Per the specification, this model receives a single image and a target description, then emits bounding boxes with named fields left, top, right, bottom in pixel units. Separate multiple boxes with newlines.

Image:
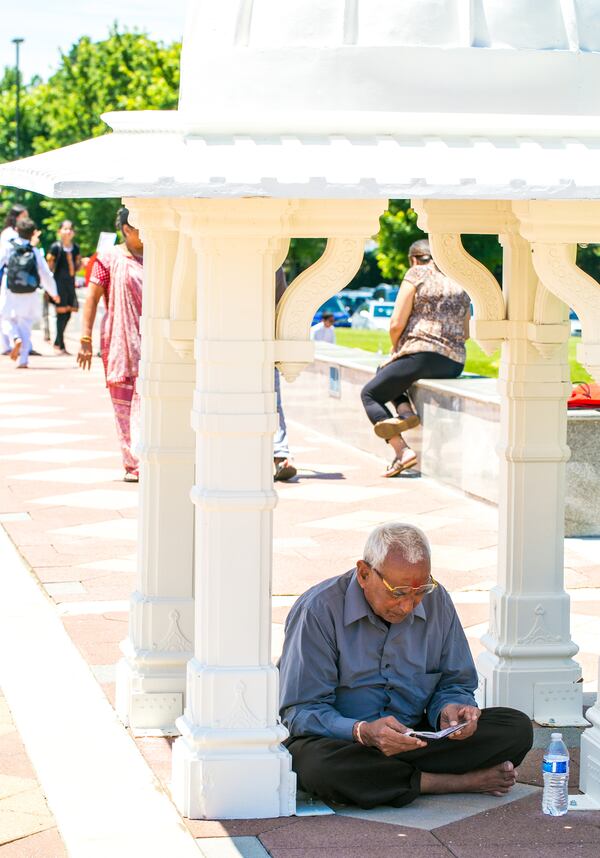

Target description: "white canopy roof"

left=2, top=111, right=600, bottom=200
left=3, top=0, right=600, bottom=200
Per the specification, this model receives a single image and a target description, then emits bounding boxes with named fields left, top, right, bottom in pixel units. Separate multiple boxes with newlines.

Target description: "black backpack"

left=6, top=241, right=40, bottom=293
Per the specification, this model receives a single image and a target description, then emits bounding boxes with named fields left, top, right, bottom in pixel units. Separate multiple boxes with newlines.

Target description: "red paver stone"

left=184, top=817, right=300, bottom=838
left=0, top=827, right=67, bottom=857
left=259, top=815, right=441, bottom=850
left=434, top=792, right=600, bottom=848
left=0, top=733, right=36, bottom=780
left=263, top=847, right=453, bottom=858
left=451, top=848, right=600, bottom=858
left=61, top=615, right=127, bottom=665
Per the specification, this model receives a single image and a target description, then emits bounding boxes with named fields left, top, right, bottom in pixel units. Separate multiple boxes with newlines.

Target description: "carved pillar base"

left=172, top=662, right=294, bottom=819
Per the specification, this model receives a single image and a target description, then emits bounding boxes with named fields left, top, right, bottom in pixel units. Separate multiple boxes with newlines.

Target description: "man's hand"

left=439, top=703, right=480, bottom=740
left=77, top=340, right=93, bottom=370
left=361, top=716, right=427, bottom=756
left=52, top=295, right=61, bottom=304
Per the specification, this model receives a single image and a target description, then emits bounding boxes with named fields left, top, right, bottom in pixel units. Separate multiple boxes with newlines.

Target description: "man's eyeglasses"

left=365, top=563, right=438, bottom=600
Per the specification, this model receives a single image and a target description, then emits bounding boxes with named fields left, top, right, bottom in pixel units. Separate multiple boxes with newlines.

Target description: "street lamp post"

left=12, top=38, right=24, bottom=159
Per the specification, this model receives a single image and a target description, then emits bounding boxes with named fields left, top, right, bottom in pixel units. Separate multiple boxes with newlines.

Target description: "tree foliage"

left=0, top=26, right=180, bottom=253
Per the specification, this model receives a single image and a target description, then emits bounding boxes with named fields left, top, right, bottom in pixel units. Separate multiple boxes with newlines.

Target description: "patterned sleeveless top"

left=393, top=262, right=470, bottom=365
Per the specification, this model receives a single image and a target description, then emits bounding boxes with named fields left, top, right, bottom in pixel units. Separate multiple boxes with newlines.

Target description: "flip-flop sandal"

left=374, top=414, right=420, bottom=439
left=274, top=459, right=297, bottom=482
left=383, top=455, right=418, bottom=478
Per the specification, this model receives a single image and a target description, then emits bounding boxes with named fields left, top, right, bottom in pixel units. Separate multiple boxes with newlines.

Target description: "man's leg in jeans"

left=286, top=708, right=533, bottom=809
left=273, top=368, right=296, bottom=481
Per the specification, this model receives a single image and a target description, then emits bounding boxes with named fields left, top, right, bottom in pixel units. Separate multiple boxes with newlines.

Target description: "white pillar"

left=116, top=200, right=196, bottom=734
left=477, top=231, right=585, bottom=723
left=171, top=200, right=296, bottom=819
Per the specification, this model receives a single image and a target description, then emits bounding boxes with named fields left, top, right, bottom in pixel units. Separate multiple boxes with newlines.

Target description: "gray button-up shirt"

left=279, top=569, right=478, bottom=742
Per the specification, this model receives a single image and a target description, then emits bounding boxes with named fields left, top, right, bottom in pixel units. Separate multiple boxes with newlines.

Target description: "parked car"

left=339, top=288, right=375, bottom=315
left=350, top=300, right=395, bottom=330
left=372, top=283, right=399, bottom=302
left=312, top=295, right=351, bottom=327
left=570, top=309, right=582, bottom=336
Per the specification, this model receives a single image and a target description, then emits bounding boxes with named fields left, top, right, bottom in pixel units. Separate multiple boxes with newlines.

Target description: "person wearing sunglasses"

left=279, top=522, right=533, bottom=809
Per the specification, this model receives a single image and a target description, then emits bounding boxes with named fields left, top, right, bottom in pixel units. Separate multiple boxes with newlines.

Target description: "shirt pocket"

left=412, top=671, right=442, bottom=710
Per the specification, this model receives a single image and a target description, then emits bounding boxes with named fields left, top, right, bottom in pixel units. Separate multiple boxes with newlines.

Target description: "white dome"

left=179, top=0, right=600, bottom=123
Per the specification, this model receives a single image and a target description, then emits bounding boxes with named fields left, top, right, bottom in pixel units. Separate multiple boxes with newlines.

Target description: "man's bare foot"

left=421, top=761, right=517, bottom=797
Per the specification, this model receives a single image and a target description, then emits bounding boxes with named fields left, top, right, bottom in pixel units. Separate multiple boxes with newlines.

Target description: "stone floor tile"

left=194, top=835, right=271, bottom=856
left=262, top=848, right=453, bottom=858
left=32, top=488, right=139, bottom=510
left=0, top=775, right=36, bottom=801
left=1, top=786, right=56, bottom=818
left=434, top=792, right=600, bottom=846
left=0, top=826, right=67, bottom=857
left=0, top=808, right=56, bottom=846
left=258, top=815, right=439, bottom=849
left=184, top=817, right=298, bottom=839
left=449, top=847, right=600, bottom=858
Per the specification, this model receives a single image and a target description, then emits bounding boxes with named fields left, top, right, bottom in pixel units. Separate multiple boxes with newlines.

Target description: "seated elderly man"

left=279, top=522, right=533, bottom=809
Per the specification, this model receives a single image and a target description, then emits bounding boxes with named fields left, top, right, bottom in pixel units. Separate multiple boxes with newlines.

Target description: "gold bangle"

left=80, top=336, right=92, bottom=343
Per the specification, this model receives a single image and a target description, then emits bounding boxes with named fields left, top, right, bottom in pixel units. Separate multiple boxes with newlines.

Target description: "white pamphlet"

left=405, top=721, right=469, bottom=740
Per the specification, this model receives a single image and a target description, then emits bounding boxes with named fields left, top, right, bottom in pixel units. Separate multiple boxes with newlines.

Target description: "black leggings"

left=361, top=351, right=463, bottom=425
left=55, top=312, right=71, bottom=349
left=285, top=707, right=533, bottom=809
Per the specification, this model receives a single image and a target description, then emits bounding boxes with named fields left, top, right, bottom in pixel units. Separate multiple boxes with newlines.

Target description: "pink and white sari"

left=90, top=245, right=143, bottom=475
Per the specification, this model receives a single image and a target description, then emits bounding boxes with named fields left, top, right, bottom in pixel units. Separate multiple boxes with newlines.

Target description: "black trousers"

left=285, top=707, right=533, bottom=809
left=361, top=351, right=463, bottom=426
left=55, top=312, right=71, bottom=349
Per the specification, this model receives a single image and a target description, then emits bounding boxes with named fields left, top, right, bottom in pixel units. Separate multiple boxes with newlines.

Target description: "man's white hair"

left=363, top=522, right=430, bottom=569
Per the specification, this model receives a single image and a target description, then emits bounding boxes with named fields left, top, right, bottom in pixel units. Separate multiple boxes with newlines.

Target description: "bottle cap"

left=550, top=732, right=563, bottom=740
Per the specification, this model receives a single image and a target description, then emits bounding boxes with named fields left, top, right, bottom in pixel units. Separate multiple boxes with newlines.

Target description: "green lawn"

left=334, top=329, right=591, bottom=383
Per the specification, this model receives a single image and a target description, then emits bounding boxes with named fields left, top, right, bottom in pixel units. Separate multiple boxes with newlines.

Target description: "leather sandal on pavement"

left=374, top=413, right=420, bottom=439
left=382, top=453, right=418, bottom=478
left=274, top=457, right=297, bottom=482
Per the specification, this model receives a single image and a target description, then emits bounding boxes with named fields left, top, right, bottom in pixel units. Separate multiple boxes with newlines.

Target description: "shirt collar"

left=344, top=569, right=428, bottom=628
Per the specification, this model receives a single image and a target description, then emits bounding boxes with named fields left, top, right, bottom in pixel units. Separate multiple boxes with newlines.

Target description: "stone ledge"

left=283, top=343, right=600, bottom=537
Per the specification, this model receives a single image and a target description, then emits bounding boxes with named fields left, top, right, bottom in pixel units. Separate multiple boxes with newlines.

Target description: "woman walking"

left=361, top=239, right=471, bottom=477
left=46, top=220, right=81, bottom=353
left=77, top=207, right=143, bottom=482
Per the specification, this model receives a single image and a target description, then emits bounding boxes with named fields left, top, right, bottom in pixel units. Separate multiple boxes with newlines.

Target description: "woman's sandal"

left=374, top=414, right=420, bottom=439
left=383, top=455, right=418, bottom=478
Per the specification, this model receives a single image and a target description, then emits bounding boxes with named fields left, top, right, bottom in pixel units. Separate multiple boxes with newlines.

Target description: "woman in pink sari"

left=77, top=208, right=143, bottom=482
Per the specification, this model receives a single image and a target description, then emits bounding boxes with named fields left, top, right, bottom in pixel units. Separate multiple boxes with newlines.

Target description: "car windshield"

left=321, top=297, right=345, bottom=313
left=373, top=305, right=393, bottom=318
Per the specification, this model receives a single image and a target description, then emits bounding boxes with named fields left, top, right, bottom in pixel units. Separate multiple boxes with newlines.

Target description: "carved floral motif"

left=154, top=610, right=192, bottom=653
left=517, top=605, right=562, bottom=646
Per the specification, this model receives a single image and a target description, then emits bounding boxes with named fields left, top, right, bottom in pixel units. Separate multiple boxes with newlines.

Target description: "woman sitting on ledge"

left=361, top=239, right=471, bottom=477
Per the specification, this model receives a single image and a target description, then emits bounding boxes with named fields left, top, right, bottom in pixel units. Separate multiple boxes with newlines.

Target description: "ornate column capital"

left=122, top=197, right=179, bottom=234
left=513, top=200, right=600, bottom=379
left=275, top=199, right=385, bottom=380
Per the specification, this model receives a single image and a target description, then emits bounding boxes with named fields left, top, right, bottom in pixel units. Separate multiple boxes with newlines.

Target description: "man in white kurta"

left=0, top=219, right=59, bottom=368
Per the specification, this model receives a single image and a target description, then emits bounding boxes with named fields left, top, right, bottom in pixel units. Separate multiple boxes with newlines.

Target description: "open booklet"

left=405, top=721, right=469, bottom=740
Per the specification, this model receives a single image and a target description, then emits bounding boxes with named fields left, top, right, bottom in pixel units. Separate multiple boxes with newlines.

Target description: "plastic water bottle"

left=542, top=732, right=569, bottom=816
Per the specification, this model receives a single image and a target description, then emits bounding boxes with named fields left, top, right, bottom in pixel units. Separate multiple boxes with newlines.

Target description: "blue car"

left=312, top=296, right=351, bottom=327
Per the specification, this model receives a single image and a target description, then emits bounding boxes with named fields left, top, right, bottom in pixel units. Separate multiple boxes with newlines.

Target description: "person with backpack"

left=46, top=220, right=81, bottom=354
left=0, top=203, right=29, bottom=354
left=0, top=217, right=59, bottom=368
